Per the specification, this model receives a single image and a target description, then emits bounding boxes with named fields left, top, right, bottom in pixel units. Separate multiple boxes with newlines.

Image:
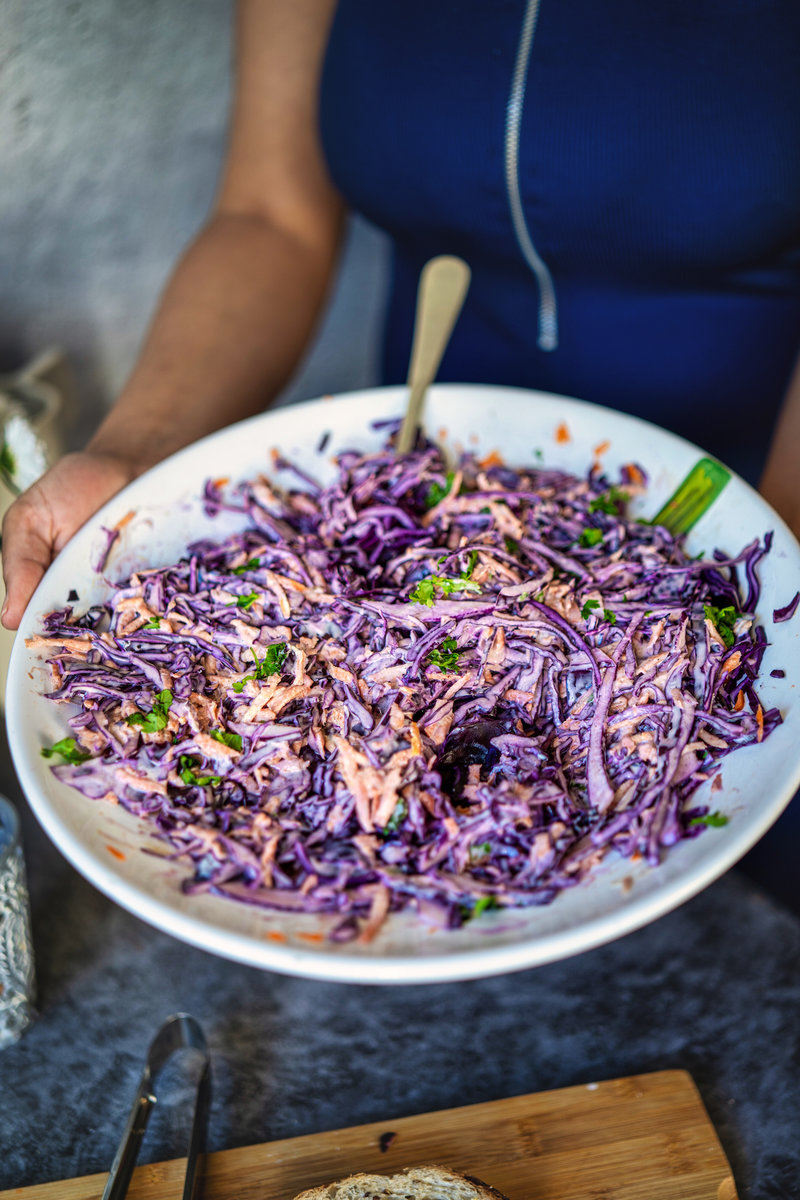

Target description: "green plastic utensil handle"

left=650, top=457, right=731, bottom=535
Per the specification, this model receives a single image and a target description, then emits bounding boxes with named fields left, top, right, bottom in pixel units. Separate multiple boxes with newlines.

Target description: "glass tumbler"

left=0, top=794, right=36, bottom=1047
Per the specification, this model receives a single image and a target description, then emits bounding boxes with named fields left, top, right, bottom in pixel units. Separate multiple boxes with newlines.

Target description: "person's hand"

left=1, top=451, right=139, bottom=630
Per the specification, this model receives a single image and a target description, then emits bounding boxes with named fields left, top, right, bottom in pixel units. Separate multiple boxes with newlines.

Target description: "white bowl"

left=7, top=385, right=800, bottom=983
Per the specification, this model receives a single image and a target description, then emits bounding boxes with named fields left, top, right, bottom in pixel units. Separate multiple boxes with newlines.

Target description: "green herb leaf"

left=578, top=528, right=604, bottom=548
left=472, top=895, right=498, bottom=918
left=426, top=471, right=455, bottom=509
left=689, top=811, right=729, bottom=828
left=409, top=574, right=481, bottom=606
left=581, top=598, right=600, bottom=621
left=589, top=486, right=626, bottom=516
left=233, top=643, right=288, bottom=691
left=141, top=617, right=162, bottom=630
left=604, top=609, right=617, bottom=625
left=462, top=549, right=479, bottom=579
left=703, top=604, right=737, bottom=649
left=210, top=729, right=242, bottom=752
left=236, top=592, right=260, bottom=610
left=126, top=688, right=173, bottom=733
left=178, top=755, right=221, bottom=788
left=260, top=642, right=288, bottom=676
left=427, top=635, right=463, bottom=672
left=41, top=736, right=90, bottom=765
left=233, top=557, right=261, bottom=576
left=409, top=578, right=437, bottom=606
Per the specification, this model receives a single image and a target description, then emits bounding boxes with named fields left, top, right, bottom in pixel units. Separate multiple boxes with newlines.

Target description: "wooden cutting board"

left=4, top=1069, right=737, bottom=1200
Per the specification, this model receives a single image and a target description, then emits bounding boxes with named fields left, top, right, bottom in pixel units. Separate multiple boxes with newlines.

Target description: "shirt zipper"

left=504, top=0, right=559, bottom=351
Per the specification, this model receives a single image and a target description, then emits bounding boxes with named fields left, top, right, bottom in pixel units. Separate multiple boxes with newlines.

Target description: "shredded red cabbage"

left=773, top=590, right=800, bottom=624
left=30, top=439, right=781, bottom=942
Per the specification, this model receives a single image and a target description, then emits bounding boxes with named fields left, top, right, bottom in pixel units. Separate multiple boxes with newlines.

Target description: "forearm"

left=760, top=351, right=800, bottom=536
left=88, top=206, right=344, bottom=472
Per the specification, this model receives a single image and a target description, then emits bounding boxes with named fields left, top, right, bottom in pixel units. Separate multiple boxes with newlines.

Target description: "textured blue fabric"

left=320, top=0, right=800, bottom=482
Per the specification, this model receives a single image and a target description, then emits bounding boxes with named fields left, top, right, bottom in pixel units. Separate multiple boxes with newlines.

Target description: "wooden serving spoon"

left=396, top=255, right=471, bottom=455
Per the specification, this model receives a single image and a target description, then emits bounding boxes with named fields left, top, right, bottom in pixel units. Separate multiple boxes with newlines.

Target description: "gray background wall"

left=0, top=0, right=389, bottom=445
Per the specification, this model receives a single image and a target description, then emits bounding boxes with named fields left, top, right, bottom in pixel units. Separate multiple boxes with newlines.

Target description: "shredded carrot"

left=479, top=449, right=504, bottom=469
left=438, top=427, right=449, bottom=442
left=211, top=477, right=230, bottom=490
left=630, top=851, right=642, bottom=863
left=105, top=845, right=125, bottom=861
left=734, top=691, right=745, bottom=711
left=266, top=930, right=287, bottom=943
left=721, top=651, right=742, bottom=676
left=756, top=704, right=764, bottom=742
left=555, top=422, right=571, bottom=444
left=269, top=447, right=281, bottom=466
left=593, top=440, right=611, bottom=457
left=625, top=463, right=645, bottom=485
left=113, top=510, right=136, bottom=533
left=297, top=932, right=325, bottom=944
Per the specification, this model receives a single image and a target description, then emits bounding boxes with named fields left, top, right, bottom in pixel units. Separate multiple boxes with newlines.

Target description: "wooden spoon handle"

left=396, top=256, right=471, bottom=455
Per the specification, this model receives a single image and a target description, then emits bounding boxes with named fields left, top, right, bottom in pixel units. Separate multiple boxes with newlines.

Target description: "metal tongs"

left=102, top=1013, right=211, bottom=1200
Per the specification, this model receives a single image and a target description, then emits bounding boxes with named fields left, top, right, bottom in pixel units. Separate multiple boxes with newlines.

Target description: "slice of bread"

left=292, top=1165, right=509, bottom=1200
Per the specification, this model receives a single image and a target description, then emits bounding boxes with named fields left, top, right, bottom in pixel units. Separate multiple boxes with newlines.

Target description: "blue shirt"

left=320, top=0, right=800, bottom=480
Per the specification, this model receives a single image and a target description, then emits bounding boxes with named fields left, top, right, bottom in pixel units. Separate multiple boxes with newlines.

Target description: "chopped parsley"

left=689, top=811, right=729, bottom=828
left=582, top=599, right=616, bottom=624
left=235, top=592, right=260, bottom=610
left=178, top=755, right=221, bottom=788
left=426, top=636, right=463, bottom=672
left=578, top=528, right=604, bottom=548
left=41, top=737, right=90, bottom=765
left=426, top=471, right=455, bottom=508
left=409, top=574, right=481, bottom=606
left=504, top=536, right=520, bottom=555
left=260, top=642, right=289, bottom=675
left=463, top=549, right=479, bottom=578
left=141, top=617, right=162, bottom=630
left=589, top=486, right=626, bottom=516
left=126, top=688, right=173, bottom=733
left=232, top=643, right=288, bottom=692
left=703, top=604, right=738, bottom=649
left=233, top=557, right=261, bottom=576
left=210, top=729, right=242, bottom=752
left=471, top=895, right=498, bottom=918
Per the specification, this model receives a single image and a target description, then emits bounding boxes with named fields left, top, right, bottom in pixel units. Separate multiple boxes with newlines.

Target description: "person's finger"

left=1, top=500, right=55, bottom=630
